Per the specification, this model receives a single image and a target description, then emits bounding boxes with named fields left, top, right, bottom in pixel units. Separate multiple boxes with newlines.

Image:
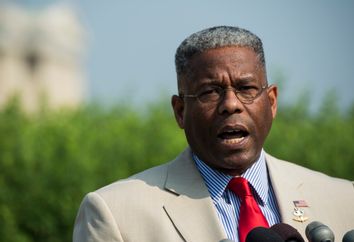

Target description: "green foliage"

left=265, top=93, right=354, bottom=180
left=0, top=96, right=353, bottom=242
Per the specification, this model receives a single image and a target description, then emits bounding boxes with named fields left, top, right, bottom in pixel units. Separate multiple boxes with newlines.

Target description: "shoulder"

left=265, top=152, right=354, bottom=188
left=264, top=152, right=354, bottom=234
left=73, top=162, right=174, bottom=242
left=74, top=149, right=194, bottom=234
left=95, top=147, right=194, bottom=199
left=95, top=160, right=172, bottom=201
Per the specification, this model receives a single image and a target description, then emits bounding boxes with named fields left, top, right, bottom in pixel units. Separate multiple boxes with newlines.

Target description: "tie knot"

left=228, top=177, right=252, bottom=198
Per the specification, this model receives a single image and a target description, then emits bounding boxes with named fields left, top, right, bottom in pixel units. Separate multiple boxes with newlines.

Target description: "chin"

left=217, top=150, right=259, bottom=171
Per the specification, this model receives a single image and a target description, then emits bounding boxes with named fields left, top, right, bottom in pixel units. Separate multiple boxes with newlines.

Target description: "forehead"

left=179, top=46, right=266, bottom=90
left=189, top=46, right=263, bottom=75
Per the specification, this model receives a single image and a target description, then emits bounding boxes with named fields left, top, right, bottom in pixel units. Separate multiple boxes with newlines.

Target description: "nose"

left=217, top=88, right=243, bottom=114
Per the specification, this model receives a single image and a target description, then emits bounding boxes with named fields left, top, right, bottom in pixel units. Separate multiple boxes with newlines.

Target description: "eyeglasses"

left=180, top=84, right=269, bottom=104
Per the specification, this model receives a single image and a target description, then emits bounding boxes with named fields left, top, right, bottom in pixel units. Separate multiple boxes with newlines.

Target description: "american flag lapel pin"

left=292, top=200, right=309, bottom=222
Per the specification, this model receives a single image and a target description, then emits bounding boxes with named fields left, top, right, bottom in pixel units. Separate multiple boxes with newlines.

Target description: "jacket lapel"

left=163, top=148, right=227, bottom=242
left=265, top=153, right=311, bottom=237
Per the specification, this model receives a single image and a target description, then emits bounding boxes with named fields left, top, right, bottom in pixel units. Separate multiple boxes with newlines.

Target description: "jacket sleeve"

left=73, top=192, right=124, bottom=242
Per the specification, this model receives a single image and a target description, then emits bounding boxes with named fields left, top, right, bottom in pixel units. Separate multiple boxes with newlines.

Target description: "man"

left=73, top=26, right=354, bottom=242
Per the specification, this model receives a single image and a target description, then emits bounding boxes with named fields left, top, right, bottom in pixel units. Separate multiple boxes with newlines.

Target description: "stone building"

left=0, top=3, right=86, bottom=112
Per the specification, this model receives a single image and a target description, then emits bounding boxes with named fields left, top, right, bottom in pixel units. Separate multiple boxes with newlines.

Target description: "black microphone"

left=271, top=223, right=305, bottom=242
left=343, top=230, right=354, bottom=242
left=246, top=226, right=284, bottom=242
left=305, top=221, right=335, bottom=242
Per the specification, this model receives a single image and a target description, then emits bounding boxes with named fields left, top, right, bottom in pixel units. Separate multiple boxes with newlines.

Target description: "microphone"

left=343, top=230, right=354, bottom=242
left=246, top=226, right=284, bottom=242
left=271, top=223, right=305, bottom=242
left=219, top=240, right=234, bottom=242
left=305, top=221, right=335, bottom=242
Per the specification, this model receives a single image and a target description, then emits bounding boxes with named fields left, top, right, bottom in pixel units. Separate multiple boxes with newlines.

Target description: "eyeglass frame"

left=179, top=84, right=270, bottom=104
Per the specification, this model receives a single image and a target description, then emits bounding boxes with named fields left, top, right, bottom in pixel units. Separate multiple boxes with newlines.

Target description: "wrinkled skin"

left=172, top=46, right=278, bottom=176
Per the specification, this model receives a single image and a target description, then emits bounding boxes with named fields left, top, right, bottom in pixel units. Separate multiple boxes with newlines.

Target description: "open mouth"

left=217, top=127, right=249, bottom=144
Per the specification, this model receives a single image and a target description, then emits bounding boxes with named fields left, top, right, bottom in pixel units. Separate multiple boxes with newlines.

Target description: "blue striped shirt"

left=193, top=150, right=281, bottom=242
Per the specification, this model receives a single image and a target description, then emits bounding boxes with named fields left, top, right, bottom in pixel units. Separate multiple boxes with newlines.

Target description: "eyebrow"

left=234, top=78, right=258, bottom=85
left=198, top=77, right=258, bottom=87
left=234, top=73, right=257, bottom=82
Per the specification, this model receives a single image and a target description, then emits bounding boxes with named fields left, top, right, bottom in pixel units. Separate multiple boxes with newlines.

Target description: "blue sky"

left=10, top=0, right=354, bottom=111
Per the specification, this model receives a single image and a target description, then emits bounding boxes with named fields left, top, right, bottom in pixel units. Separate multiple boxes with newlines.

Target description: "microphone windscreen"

left=343, top=230, right=354, bottom=242
left=271, top=223, right=304, bottom=242
left=246, top=226, right=284, bottom=242
left=305, top=221, right=335, bottom=242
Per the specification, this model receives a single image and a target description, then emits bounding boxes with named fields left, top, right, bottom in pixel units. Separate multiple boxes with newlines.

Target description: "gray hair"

left=175, top=26, right=265, bottom=83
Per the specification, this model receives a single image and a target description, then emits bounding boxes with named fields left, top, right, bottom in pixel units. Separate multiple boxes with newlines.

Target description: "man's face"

left=172, top=46, right=277, bottom=176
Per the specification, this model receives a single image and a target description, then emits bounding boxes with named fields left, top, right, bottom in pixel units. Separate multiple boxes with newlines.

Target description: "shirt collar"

left=193, top=150, right=269, bottom=205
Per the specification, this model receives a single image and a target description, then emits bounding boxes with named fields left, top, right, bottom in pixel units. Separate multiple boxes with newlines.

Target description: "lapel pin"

left=293, top=200, right=309, bottom=208
left=292, top=200, right=309, bottom=222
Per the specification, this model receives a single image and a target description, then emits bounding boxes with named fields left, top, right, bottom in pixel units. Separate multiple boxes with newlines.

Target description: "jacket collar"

left=163, top=148, right=227, bottom=242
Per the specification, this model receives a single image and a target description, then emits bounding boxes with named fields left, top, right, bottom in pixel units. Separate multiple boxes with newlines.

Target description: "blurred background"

left=0, top=1, right=353, bottom=241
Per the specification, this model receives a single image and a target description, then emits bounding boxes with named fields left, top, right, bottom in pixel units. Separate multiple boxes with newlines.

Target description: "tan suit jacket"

left=73, top=148, right=354, bottom=242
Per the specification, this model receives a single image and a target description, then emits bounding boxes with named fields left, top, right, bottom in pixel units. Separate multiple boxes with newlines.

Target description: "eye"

left=239, top=85, right=257, bottom=91
left=239, top=85, right=259, bottom=93
left=196, top=86, right=223, bottom=102
left=198, top=86, right=222, bottom=96
left=237, top=85, right=260, bottom=98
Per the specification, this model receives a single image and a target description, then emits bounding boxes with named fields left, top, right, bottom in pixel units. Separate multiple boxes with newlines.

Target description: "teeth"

left=221, top=137, right=245, bottom=144
left=221, top=130, right=245, bottom=139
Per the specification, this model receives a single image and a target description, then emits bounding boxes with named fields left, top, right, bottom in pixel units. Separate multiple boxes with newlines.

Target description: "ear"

left=267, top=85, right=278, bottom=119
left=171, top=95, right=185, bottom=129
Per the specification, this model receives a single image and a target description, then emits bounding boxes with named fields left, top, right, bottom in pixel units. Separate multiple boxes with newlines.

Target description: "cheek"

left=184, top=105, right=215, bottom=134
left=185, top=104, right=215, bottom=121
left=249, top=99, right=273, bottom=136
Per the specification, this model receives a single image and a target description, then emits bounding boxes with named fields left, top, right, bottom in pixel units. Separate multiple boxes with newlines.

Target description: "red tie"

left=228, top=177, right=269, bottom=242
